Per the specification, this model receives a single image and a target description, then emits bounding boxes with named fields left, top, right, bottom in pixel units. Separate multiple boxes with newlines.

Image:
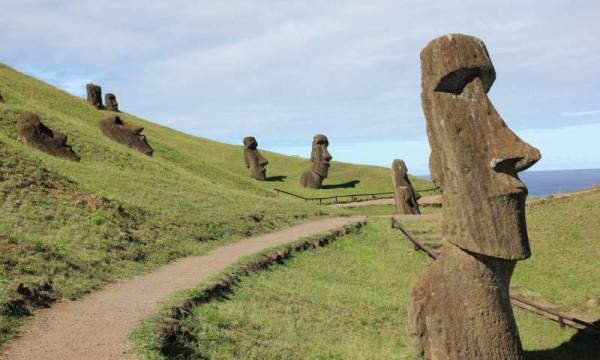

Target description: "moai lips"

left=99, top=115, right=153, bottom=156
left=391, top=159, right=421, bottom=215
left=16, top=112, right=80, bottom=161
left=86, top=83, right=104, bottom=109
left=300, top=134, right=332, bottom=189
left=243, top=136, right=268, bottom=181
left=105, top=93, right=119, bottom=112
left=408, top=34, right=541, bottom=360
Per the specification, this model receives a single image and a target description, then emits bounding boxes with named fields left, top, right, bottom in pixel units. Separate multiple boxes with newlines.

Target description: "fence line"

left=390, top=217, right=600, bottom=335
left=274, top=186, right=439, bottom=205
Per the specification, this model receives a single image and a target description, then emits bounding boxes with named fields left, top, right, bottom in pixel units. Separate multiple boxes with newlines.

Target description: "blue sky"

left=1, top=0, right=599, bottom=174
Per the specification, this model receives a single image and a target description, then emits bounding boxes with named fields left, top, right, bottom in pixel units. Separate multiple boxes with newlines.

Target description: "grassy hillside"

left=137, top=191, right=600, bottom=359
left=0, top=63, right=424, bottom=342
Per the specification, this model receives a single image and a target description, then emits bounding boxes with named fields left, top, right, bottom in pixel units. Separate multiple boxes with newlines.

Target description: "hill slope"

left=0, top=63, right=429, bottom=342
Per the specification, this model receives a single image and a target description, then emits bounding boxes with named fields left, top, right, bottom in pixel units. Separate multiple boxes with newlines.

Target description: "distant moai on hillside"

left=86, top=83, right=104, bottom=109
left=99, top=114, right=153, bottom=156
left=243, top=136, right=268, bottom=181
left=408, top=34, right=541, bottom=360
left=391, top=159, right=420, bottom=215
left=300, top=134, right=332, bottom=189
left=105, top=93, right=119, bottom=112
left=16, top=112, right=80, bottom=161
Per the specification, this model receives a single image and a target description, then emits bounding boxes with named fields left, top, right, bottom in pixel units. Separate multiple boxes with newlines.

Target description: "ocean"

left=418, top=168, right=600, bottom=197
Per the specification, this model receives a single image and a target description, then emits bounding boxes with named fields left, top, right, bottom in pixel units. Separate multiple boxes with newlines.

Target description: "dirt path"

left=0, top=216, right=365, bottom=360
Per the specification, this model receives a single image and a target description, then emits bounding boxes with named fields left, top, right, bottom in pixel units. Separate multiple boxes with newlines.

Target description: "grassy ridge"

left=0, top=63, right=420, bottom=343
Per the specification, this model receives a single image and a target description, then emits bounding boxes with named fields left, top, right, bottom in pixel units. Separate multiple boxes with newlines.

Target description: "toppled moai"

left=105, top=93, right=119, bottom=112
left=98, top=114, right=153, bottom=156
left=408, top=34, right=541, bottom=360
left=391, top=159, right=421, bottom=215
left=86, top=83, right=104, bottom=109
left=16, top=112, right=80, bottom=161
left=243, top=136, right=268, bottom=181
left=300, top=134, right=332, bottom=189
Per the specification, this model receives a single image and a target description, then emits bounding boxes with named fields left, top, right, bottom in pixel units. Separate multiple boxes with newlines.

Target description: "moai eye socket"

left=434, top=68, right=483, bottom=94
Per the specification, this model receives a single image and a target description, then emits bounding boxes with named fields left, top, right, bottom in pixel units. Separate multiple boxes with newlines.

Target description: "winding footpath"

left=0, top=216, right=365, bottom=360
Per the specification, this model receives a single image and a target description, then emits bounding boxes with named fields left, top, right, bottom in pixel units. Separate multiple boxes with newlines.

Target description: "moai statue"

left=105, top=93, right=119, bottom=112
left=391, top=159, right=421, bottom=215
left=408, top=34, right=541, bottom=360
left=99, top=114, right=153, bottom=156
left=243, top=136, right=268, bottom=181
left=300, top=134, right=332, bottom=189
left=16, top=112, right=80, bottom=161
left=86, top=83, right=104, bottom=109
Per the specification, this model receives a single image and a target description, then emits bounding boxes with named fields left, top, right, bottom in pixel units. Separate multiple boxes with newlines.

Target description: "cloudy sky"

left=1, top=0, right=599, bottom=174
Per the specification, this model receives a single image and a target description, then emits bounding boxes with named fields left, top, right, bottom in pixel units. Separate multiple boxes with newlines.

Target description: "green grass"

left=0, top=63, right=424, bottom=343
left=347, top=204, right=440, bottom=216
left=138, top=192, right=600, bottom=359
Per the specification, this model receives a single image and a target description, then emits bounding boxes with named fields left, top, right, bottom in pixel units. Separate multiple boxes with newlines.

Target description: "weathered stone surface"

left=86, top=83, right=104, bottom=109
left=105, top=93, right=119, bottom=112
left=391, top=159, right=421, bottom=215
left=408, top=33, right=541, bottom=360
left=243, top=136, right=268, bottom=181
left=300, top=134, right=332, bottom=189
left=99, top=115, right=153, bottom=156
left=16, top=112, right=80, bottom=161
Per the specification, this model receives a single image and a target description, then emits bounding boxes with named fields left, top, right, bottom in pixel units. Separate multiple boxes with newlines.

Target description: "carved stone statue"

left=86, top=83, right=104, bottom=109
left=16, top=112, right=80, bottom=161
left=105, top=93, right=119, bottom=112
left=243, top=136, right=268, bottom=181
left=99, top=115, right=153, bottom=156
left=408, top=34, right=541, bottom=360
left=300, top=134, right=332, bottom=189
left=391, top=159, right=421, bottom=215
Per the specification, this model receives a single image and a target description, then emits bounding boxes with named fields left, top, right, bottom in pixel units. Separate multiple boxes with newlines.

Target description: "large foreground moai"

left=300, top=134, right=332, bottom=189
left=86, top=83, right=104, bottom=109
left=105, top=93, right=119, bottom=112
left=391, top=159, right=421, bottom=215
left=408, top=34, right=541, bottom=360
left=99, top=114, right=153, bottom=156
left=16, top=112, right=80, bottom=161
left=243, top=136, right=268, bottom=181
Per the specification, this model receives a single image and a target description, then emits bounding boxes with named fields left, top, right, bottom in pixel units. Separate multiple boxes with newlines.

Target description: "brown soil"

left=0, top=216, right=365, bottom=360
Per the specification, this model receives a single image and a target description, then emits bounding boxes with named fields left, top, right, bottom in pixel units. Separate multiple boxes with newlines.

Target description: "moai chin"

left=16, top=112, right=80, bottom=161
left=105, top=93, right=119, bottom=112
left=86, top=83, right=104, bottom=109
left=391, top=159, right=421, bottom=215
left=300, top=134, right=332, bottom=189
left=408, top=34, right=541, bottom=360
left=99, top=114, right=153, bottom=156
left=243, top=136, right=268, bottom=181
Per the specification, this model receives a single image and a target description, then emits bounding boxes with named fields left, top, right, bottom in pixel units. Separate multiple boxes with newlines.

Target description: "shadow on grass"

left=525, top=320, right=600, bottom=360
left=322, top=180, right=360, bottom=189
left=266, top=175, right=287, bottom=182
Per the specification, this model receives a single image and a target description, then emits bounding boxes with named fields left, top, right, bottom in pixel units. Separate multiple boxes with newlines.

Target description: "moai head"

left=16, top=112, right=80, bottom=161
left=86, top=83, right=104, bottom=109
left=243, top=136, right=268, bottom=181
left=421, top=34, right=541, bottom=259
left=98, top=115, right=153, bottom=156
left=310, top=134, right=332, bottom=178
left=105, top=93, right=119, bottom=112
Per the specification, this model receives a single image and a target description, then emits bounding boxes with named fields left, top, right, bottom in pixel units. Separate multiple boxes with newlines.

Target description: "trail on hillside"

left=0, top=216, right=365, bottom=360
